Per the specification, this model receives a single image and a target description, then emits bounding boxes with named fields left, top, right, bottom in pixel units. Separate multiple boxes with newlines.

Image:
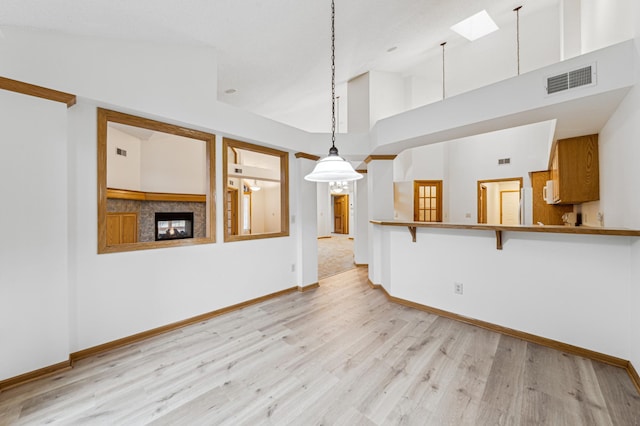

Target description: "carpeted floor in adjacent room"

left=318, top=234, right=356, bottom=279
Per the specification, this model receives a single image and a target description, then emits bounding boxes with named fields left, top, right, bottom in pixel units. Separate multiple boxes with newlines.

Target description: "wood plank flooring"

left=1, top=267, right=639, bottom=425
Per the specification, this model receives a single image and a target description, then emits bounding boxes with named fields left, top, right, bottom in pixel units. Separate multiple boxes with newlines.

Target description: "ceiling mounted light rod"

left=440, top=41, right=447, bottom=99
left=514, top=5, right=523, bottom=75
left=304, top=0, right=363, bottom=183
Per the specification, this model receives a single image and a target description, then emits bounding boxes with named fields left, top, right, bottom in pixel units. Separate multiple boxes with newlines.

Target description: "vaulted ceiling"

left=0, top=0, right=557, bottom=131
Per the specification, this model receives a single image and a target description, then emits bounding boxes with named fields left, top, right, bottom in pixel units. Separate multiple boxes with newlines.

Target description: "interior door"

left=227, top=188, right=238, bottom=236
left=333, top=195, right=348, bottom=234
left=500, top=190, right=520, bottom=225
left=479, top=185, right=488, bottom=224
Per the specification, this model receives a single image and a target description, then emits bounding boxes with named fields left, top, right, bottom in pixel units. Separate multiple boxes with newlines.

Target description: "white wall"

left=581, top=0, right=635, bottom=54
left=141, top=133, right=207, bottom=194
left=316, top=183, right=332, bottom=237
left=106, top=127, right=207, bottom=194
left=447, top=122, right=551, bottom=223
left=347, top=73, right=370, bottom=133
left=0, top=26, right=352, bottom=159
left=295, top=158, right=319, bottom=286
left=0, top=91, right=70, bottom=380
left=68, top=101, right=298, bottom=351
left=403, top=4, right=561, bottom=108
left=369, top=71, right=405, bottom=128
left=0, top=27, right=217, bottom=129
left=354, top=175, right=369, bottom=265
left=392, top=121, right=552, bottom=224
left=393, top=181, right=413, bottom=221
left=580, top=0, right=640, bottom=371
left=106, top=127, right=142, bottom=190
left=263, top=185, right=282, bottom=233
left=382, top=225, right=634, bottom=359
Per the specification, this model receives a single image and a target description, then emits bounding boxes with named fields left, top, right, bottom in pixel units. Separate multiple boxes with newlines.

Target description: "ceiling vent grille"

left=546, top=65, right=594, bottom=95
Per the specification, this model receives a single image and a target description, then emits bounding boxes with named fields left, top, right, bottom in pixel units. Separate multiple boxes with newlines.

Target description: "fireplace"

left=155, top=212, right=194, bottom=241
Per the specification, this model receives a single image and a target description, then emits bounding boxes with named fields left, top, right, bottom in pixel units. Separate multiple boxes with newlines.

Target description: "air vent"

left=546, top=65, right=594, bottom=95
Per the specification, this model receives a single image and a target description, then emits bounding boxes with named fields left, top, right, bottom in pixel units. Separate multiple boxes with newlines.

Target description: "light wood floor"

left=1, top=267, right=639, bottom=425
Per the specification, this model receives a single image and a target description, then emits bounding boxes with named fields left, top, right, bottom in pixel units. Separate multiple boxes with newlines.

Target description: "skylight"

left=450, top=10, right=499, bottom=41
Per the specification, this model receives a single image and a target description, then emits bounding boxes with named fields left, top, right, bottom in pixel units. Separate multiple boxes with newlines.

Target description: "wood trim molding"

left=355, top=263, right=368, bottom=267
left=97, top=108, right=216, bottom=254
left=364, top=155, right=397, bottom=164
left=298, top=282, right=320, bottom=292
left=367, top=279, right=382, bottom=289
left=70, top=286, right=299, bottom=364
left=355, top=169, right=368, bottom=174
left=0, top=76, right=76, bottom=107
left=295, top=152, right=320, bottom=161
left=370, top=220, right=640, bottom=238
left=0, top=361, right=71, bottom=392
left=223, top=138, right=289, bottom=243
left=373, top=284, right=630, bottom=370
left=317, top=236, right=332, bottom=239
left=107, top=188, right=206, bottom=203
left=627, top=361, right=640, bottom=395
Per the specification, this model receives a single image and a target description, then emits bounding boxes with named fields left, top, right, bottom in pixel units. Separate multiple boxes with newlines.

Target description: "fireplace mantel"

left=106, top=188, right=206, bottom=203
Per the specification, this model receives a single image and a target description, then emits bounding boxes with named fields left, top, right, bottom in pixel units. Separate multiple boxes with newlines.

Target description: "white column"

left=295, top=154, right=319, bottom=288
left=353, top=172, right=369, bottom=265
left=366, top=156, right=395, bottom=287
left=560, top=0, right=582, bottom=60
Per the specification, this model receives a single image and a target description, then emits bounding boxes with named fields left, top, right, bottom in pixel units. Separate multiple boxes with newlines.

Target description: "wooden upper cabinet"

left=530, top=170, right=573, bottom=225
left=550, top=134, right=599, bottom=204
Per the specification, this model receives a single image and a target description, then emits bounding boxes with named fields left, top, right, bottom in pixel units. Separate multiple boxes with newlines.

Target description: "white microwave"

left=542, top=180, right=555, bottom=204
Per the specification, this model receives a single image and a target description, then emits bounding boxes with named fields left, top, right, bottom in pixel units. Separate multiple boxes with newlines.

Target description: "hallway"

left=317, top=234, right=356, bottom=280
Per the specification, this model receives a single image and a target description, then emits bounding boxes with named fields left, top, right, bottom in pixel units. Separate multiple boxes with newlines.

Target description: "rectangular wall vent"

left=546, top=65, right=594, bottom=95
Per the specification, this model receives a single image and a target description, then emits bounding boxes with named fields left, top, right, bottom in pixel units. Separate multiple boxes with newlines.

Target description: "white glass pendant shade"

left=249, top=179, right=261, bottom=191
left=305, top=147, right=363, bottom=182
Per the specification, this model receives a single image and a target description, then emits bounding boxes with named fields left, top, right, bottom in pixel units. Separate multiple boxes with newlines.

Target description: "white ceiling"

left=0, top=0, right=557, bottom=132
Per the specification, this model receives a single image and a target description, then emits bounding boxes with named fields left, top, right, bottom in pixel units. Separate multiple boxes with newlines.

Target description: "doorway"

left=333, top=194, right=349, bottom=234
left=226, top=187, right=238, bottom=236
left=477, top=178, right=523, bottom=225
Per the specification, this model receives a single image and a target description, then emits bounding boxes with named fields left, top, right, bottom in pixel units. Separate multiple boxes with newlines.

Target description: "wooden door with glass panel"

left=414, top=180, right=443, bottom=222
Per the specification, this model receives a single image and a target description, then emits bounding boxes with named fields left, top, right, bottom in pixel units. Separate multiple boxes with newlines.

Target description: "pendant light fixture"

left=304, top=0, right=363, bottom=183
left=249, top=179, right=261, bottom=191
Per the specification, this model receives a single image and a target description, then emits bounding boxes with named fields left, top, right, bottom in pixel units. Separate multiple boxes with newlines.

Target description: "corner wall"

left=68, top=101, right=299, bottom=351
left=585, top=0, right=640, bottom=375
left=0, top=91, right=70, bottom=380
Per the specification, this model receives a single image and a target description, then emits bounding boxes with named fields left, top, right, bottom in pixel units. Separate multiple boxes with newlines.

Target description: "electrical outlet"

left=454, top=282, right=463, bottom=295
left=291, top=264, right=296, bottom=272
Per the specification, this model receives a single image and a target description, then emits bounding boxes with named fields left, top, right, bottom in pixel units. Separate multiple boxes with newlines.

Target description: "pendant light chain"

left=303, top=0, right=362, bottom=182
left=440, top=42, right=447, bottom=99
left=514, top=6, right=522, bottom=75
left=331, top=0, right=336, bottom=149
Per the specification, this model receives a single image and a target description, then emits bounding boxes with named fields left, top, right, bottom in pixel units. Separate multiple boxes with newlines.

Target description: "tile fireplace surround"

left=107, top=198, right=206, bottom=242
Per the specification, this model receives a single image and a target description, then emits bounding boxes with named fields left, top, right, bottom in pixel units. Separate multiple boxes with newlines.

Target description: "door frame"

left=477, top=177, right=523, bottom=224
left=413, top=180, right=443, bottom=222
left=499, top=190, right=521, bottom=224
left=227, top=187, right=239, bottom=236
left=332, top=194, right=349, bottom=234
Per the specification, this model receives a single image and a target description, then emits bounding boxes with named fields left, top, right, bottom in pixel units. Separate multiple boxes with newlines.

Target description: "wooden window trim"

left=223, top=138, right=289, bottom=242
left=413, top=180, right=443, bottom=222
left=97, top=108, right=216, bottom=254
